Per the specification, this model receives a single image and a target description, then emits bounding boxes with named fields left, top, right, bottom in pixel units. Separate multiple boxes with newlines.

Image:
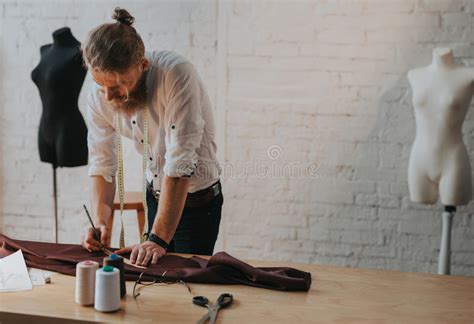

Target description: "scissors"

left=193, top=293, right=233, bottom=324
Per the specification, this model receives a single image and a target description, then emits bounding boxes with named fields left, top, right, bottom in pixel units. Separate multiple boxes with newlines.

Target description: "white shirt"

left=86, top=50, right=221, bottom=193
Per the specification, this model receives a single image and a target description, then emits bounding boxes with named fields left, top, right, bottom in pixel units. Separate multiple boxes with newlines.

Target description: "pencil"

left=83, top=204, right=101, bottom=244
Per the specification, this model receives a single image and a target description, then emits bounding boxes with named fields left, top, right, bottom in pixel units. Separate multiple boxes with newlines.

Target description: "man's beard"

left=113, top=72, right=148, bottom=115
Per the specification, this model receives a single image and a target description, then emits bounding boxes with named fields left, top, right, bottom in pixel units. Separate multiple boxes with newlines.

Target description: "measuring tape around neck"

left=115, top=108, right=150, bottom=249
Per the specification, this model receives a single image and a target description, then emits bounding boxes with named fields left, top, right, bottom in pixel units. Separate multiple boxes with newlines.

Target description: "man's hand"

left=115, top=241, right=166, bottom=266
left=82, top=225, right=110, bottom=252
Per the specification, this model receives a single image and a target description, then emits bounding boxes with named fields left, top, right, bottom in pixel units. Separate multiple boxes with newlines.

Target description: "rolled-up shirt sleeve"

left=86, top=89, right=117, bottom=182
left=163, top=63, right=205, bottom=178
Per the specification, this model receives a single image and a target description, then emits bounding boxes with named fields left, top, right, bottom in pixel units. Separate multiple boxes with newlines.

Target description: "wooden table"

left=0, top=257, right=473, bottom=323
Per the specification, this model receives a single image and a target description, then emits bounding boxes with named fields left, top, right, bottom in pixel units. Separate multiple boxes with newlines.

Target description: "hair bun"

left=112, top=7, right=135, bottom=26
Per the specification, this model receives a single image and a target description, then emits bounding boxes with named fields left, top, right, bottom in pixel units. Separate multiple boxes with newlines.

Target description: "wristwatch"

left=147, top=233, right=169, bottom=251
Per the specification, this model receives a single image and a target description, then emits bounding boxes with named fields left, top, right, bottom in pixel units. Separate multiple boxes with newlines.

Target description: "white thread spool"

left=94, top=266, right=121, bottom=312
left=75, top=260, right=99, bottom=306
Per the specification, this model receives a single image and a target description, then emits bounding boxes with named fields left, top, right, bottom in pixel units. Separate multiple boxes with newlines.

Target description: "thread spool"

left=75, top=260, right=99, bottom=306
left=103, top=253, right=126, bottom=297
left=94, top=266, right=121, bottom=312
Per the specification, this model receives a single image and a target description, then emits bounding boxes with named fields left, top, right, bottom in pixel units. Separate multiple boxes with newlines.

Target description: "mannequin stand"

left=52, top=166, right=58, bottom=243
left=438, top=205, right=455, bottom=275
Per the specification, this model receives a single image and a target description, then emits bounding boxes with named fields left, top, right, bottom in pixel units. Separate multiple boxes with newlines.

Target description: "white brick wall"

left=0, top=0, right=473, bottom=276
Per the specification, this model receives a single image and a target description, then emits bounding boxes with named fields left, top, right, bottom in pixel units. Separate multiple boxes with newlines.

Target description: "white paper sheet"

left=28, top=268, right=58, bottom=285
left=0, top=250, right=33, bottom=292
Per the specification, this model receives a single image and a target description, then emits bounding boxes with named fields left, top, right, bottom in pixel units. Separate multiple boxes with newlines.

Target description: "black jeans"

left=146, top=183, right=223, bottom=256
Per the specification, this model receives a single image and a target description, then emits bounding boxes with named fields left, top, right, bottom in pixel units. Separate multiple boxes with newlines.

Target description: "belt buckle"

left=211, top=182, right=220, bottom=196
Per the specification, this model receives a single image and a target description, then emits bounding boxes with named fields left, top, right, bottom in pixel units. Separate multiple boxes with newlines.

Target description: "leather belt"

left=147, top=180, right=222, bottom=208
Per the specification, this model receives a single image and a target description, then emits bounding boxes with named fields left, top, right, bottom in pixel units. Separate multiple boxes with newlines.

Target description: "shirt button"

left=171, top=125, right=175, bottom=129
left=154, top=174, right=158, bottom=178
left=149, top=157, right=153, bottom=161
left=141, top=140, right=144, bottom=143
left=132, top=120, right=136, bottom=124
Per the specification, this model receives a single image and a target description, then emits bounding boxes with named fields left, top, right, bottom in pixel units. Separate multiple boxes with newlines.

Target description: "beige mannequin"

left=408, top=48, right=473, bottom=205
left=407, top=47, right=474, bottom=274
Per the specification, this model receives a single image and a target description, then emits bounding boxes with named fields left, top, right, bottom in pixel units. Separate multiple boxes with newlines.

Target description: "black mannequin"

left=31, top=27, right=88, bottom=242
left=31, top=27, right=88, bottom=167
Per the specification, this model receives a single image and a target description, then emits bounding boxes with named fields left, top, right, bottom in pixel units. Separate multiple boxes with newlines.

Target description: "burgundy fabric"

left=0, top=234, right=311, bottom=291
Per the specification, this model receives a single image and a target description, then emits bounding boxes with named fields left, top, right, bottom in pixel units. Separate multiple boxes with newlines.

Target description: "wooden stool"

left=109, top=192, right=146, bottom=238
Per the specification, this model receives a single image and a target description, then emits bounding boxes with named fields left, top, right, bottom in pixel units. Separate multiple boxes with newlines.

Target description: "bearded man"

left=81, top=8, right=223, bottom=267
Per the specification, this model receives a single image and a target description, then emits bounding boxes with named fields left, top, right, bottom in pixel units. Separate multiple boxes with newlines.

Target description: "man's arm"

left=131, top=175, right=190, bottom=265
left=151, top=175, right=190, bottom=242
left=82, top=175, right=116, bottom=251
left=116, top=175, right=189, bottom=266
left=83, top=85, right=118, bottom=251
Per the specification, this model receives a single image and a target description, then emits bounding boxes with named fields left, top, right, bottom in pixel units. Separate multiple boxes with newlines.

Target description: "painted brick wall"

left=0, top=0, right=473, bottom=275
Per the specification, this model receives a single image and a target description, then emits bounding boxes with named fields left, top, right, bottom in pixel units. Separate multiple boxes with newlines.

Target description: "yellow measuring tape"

left=115, top=108, right=150, bottom=249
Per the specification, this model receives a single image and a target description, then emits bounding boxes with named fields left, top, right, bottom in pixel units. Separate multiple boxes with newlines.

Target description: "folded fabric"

left=0, top=234, right=311, bottom=291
